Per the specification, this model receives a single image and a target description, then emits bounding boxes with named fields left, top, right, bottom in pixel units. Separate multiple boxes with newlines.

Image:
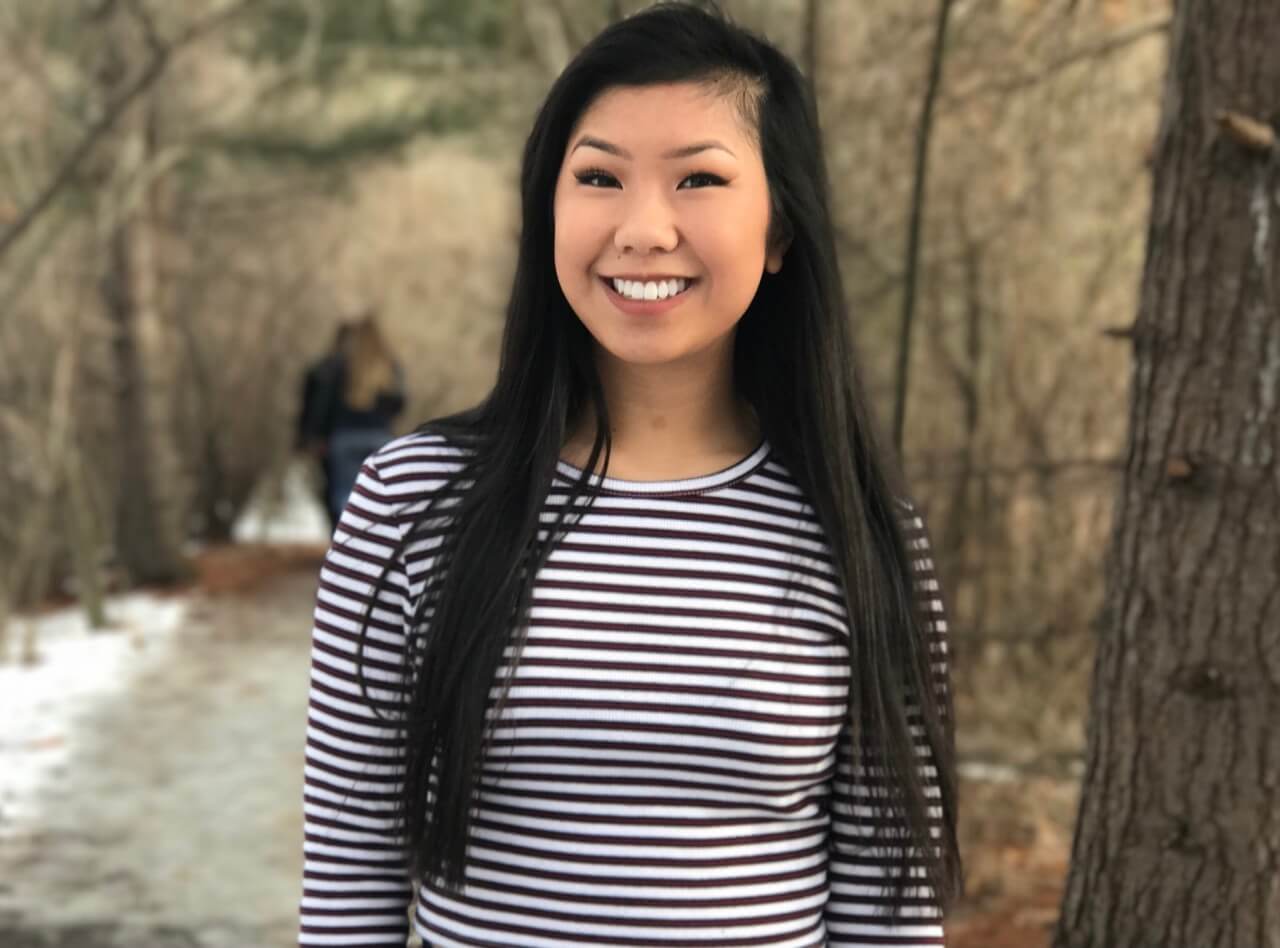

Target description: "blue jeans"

left=327, top=427, right=392, bottom=527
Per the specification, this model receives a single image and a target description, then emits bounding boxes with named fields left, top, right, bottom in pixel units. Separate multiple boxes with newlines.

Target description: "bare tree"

left=1055, top=0, right=1280, bottom=944
left=0, top=0, right=252, bottom=262
left=96, top=5, right=189, bottom=585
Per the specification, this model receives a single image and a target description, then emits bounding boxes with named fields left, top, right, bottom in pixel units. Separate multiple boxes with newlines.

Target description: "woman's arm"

left=299, top=456, right=415, bottom=946
left=824, top=501, right=952, bottom=947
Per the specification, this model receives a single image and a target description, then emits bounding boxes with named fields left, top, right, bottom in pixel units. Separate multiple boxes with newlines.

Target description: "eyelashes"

left=574, top=168, right=728, bottom=189
left=573, top=168, right=616, bottom=188
left=682, top=172, right=728, bottom=189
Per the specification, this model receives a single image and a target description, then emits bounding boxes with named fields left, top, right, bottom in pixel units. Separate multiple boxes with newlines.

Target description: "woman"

left=299, top=4, right=961, bottom=946
left=321, top=313, right=405, bottom=528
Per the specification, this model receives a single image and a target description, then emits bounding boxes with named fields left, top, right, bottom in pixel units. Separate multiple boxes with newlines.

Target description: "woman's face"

left=552, top=82, right=783, bottom=371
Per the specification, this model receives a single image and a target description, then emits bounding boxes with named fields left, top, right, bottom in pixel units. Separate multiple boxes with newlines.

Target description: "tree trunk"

left=801, top=0, right=820, bottom=86
left=99, top=13, right=189, bottom=586
left=104, top=208, right=188, bottom=586
left=1054, top=2, right=1280, bottom=946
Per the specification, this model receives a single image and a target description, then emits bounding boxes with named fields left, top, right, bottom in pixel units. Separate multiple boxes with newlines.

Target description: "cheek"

left=697, top=218, right=768, bottom=318
left=701, top=218, right=768, bottom=282
left=552, top=207, right=586, bottom=291
left=553, top=202, right=596, bottom=265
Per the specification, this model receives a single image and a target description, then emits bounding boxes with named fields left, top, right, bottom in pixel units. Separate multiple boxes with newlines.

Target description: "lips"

left=599, top=276, right=697, bottom=314
left=599, top=276, right=699, bottom=301
left=603, top=274, right=697, bottom=282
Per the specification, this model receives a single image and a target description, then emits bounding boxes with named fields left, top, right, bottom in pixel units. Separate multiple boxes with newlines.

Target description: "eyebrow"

left=569, top=136, right=737, bottom=160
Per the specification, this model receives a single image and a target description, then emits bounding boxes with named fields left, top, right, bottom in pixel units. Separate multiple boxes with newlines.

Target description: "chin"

left=600, top=344, right=685, bottom=367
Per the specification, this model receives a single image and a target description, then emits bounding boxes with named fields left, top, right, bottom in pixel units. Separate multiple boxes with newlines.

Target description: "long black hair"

left=356, top=0, right=961, bottom=919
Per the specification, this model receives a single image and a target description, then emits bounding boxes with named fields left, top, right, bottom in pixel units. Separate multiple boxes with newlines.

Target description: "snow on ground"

left=0, top=460, right=327, bottom=840
left=0, top=593, right=188, bottom=837
left=0, top=571, right=316, bottom=947
left=231, top=460, right=331, bottom=546
left=0, top=464, right=334, bottom=946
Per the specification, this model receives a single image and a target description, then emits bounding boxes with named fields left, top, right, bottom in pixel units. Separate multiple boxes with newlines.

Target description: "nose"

left=612, top=188, right=678, bottom=256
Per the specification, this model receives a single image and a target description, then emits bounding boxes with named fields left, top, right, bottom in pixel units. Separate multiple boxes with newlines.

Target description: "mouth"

left=599, top=276, right=699, bottom=304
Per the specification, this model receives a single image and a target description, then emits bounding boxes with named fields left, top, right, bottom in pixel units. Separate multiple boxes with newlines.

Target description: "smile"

left=599, top=276, right=699, bottom=316
left=607, top=276, right=695, bottom=301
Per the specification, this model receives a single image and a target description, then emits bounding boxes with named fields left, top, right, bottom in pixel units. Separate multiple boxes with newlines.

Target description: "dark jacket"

left=298, top=355, right=404, bottom=447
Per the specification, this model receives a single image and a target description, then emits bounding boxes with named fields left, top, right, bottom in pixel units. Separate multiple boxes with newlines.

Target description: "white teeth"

left=610, top=277, right=690, bottom=301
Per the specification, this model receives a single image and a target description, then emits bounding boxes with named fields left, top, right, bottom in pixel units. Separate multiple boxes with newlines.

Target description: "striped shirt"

left=300, top=431, right=950, bottom=947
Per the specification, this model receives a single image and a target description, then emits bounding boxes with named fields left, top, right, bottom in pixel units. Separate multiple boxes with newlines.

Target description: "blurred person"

left=320, top=312, right=405, bottom=528
left=296, top=322, right=351, bottom=527
left=298, top=4, right=960, bottom=947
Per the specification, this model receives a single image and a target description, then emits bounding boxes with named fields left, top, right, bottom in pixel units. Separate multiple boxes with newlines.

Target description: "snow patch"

left=0, top=593, right=187, bottom=835
left=231, top=459, right=331, bottom=545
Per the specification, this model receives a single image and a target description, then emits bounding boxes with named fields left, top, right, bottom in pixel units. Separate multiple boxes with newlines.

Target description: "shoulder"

left=359, top=428, right=477, bottom=520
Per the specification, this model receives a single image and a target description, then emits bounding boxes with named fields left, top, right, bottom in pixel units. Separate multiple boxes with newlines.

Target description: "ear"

left=765, top=236, right=790, bottom=274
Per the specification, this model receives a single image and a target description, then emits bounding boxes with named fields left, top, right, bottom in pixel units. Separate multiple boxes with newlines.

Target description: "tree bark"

left=801, top=0, right=820, bottom=87
left=104, top=208, right=188, bottom=586
left=1054, top=2, right=1280, bottom=946
left=100, top=13, right=189, bottom=587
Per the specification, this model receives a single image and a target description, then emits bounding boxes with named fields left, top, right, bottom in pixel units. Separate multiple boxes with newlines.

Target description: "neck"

left=562, top=345, right=761, bottom=480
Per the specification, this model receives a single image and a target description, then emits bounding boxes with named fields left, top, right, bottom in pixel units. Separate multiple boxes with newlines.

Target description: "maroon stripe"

left=485, top=718, right=838, bottom=746
left=517, top=632, right=845, bottom=660
left=501, top=677, right=844, bottom=703
left=478, top=755, right=836, bottom=786
left=547, top=539, right=838, bottom=584
left=463, top=854, right=826, bottom=890
left=484, top=736, right=833, bottom=765
left=513, top=657, right=848, bottom=686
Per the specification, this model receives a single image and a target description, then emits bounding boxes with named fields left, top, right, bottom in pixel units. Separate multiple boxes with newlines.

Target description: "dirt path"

left=0, top=566, right=320, bottom=948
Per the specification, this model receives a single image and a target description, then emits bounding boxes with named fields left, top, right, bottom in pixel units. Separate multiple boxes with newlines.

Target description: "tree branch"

left=893, top=0, right=957, bottom=452
left=0, top=0, right=253, bottom=262
left=947, top=15, right=1171, bottom=103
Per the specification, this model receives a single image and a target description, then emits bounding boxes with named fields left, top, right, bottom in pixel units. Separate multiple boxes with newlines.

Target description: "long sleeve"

left=824, top=502, right=952, bottom=947
left=299, top=456, right=415, bottom=946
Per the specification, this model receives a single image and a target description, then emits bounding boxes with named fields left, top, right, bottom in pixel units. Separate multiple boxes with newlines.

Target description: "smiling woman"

left=298, top=4, right=962, bottom=947
left=553, top=83, right=784, bottom=469
left=552, top=82, right=789, bottom=480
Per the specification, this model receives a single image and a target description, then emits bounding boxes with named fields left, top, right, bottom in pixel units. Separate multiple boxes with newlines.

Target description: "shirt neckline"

left=553, top=437, right=771, bottom=496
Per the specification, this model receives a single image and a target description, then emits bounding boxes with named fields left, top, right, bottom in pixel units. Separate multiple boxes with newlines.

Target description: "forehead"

left=568, top=82, right=756, bottom=154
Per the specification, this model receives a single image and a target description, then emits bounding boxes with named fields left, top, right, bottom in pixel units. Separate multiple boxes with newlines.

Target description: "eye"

left=678, top=172, right=727, bottom=189
left=575, top=168, right=620, bottom=188
left=573, top=168, right=732, bottom=189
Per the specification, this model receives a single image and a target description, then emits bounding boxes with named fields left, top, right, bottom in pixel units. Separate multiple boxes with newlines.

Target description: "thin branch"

left=947, top=15, right=1171, bottom=103
left=0, top=0, right=253, bottom=262
left=0, top=57, right=167, bottom=262
left=122, top=0, right=164, bottom=59
left=802, top=0, right=820, bottom=89
left=893, top=0, right=957, bottom=452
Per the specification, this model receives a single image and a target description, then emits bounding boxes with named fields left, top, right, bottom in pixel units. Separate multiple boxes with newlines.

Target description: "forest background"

left=0, top=0, right=1176, bottom=944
